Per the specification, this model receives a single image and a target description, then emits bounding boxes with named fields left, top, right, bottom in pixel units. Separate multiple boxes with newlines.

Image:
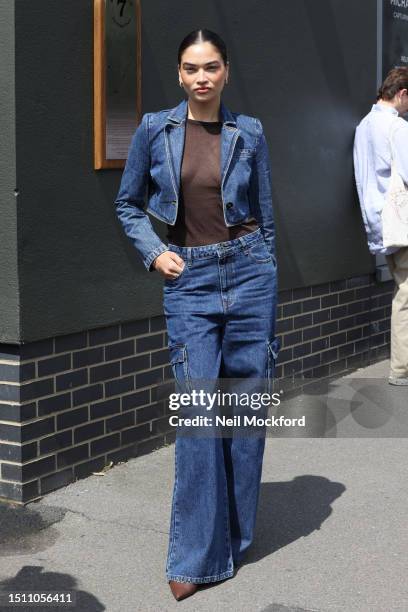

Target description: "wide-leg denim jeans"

left=163, top=228, right=279, bottom=584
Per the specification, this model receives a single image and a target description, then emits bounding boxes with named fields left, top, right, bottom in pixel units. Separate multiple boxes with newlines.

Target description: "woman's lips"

left=196, top=88, right=209, bottom=93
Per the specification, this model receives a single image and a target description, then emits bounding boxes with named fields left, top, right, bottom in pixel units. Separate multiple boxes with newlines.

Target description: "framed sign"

left=94, top=0, right=142, bottom=169
left=382, top=0, right=408, bottom=78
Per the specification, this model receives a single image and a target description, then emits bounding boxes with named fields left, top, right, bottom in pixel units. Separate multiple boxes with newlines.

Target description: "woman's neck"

left=186, top=98, right=221, bottom=122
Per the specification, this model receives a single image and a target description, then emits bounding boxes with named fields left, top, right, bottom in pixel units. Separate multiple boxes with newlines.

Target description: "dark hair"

left=377, top=66, right=408, bottom=101
left=177, top=29, right=228, bottom=66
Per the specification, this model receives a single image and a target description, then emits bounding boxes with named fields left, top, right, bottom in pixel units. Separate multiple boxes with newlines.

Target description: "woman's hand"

left=152, top=251, right=185, bottom=279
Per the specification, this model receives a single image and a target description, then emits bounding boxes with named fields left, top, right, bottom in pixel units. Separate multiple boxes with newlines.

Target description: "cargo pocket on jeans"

left=168, top=343, right=192, bottom=394
left=266, top=338, right=280, bottom=393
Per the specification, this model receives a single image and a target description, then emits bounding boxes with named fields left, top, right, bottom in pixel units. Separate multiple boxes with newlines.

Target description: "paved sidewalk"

left=0, top=359, right=407, bottom=612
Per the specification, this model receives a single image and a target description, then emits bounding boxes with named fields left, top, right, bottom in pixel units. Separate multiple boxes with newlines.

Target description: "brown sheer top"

left=166, top=118, right=258, bottom=246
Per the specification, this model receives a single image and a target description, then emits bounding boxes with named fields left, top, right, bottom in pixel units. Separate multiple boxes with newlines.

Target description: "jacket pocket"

left=168, top=343, right=192, bottom=394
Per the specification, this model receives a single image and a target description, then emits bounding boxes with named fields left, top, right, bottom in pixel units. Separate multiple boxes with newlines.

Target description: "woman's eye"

left=185, top=66, right=218, bottom=73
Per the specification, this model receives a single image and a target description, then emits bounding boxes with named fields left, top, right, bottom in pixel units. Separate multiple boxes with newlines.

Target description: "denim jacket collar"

left=165, top=98, right=237, bottom=128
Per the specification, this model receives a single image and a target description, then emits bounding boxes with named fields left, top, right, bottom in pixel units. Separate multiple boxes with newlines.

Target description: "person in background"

left=353, top=66, right=408, bottom=386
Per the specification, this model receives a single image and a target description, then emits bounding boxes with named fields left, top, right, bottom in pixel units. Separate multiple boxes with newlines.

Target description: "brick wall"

left=0, top=272, right=394, bottom=504
left=274, top=274, right=393, bottom=379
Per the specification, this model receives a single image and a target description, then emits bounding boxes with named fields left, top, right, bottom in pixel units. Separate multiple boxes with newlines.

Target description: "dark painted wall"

left=5, top=0, right=376, bottom=343
left=15, top=0, right=165, bottom=344
left=0, top=1, right=19, bottom=342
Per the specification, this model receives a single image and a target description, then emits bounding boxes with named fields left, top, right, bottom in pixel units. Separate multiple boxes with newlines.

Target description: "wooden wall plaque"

left=94, top=0, right=142, bottom=169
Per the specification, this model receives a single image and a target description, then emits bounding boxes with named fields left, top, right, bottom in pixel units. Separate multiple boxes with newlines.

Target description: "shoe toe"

left=388, top=376, right=408, bottom=386
left=168, top=580, right=199, bottom=601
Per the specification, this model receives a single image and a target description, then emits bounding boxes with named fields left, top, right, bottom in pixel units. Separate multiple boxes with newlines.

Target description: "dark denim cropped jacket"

left=114, top=98, right=276, bottom=271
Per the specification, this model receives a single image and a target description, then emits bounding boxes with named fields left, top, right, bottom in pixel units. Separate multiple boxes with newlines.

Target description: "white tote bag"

left=382, top=119, right=408, bottom=248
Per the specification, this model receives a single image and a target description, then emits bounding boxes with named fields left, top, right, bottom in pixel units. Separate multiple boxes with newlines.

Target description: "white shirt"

left=353, top=103, right=408, bottom=255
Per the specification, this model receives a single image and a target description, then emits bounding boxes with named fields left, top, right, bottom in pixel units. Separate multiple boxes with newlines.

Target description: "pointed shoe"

left=168, top=580, right=199, bottom=601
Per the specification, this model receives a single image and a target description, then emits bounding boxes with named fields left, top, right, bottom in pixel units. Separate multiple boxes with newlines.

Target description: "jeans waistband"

left=167, top=228, right=264, bottom=261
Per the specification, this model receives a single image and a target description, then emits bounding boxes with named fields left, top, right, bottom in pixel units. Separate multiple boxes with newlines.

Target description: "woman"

left=114, top=29, right=280, bottom=601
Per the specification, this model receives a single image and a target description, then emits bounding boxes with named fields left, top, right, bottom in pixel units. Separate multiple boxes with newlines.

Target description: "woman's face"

left=178, top=41, right=229, bottom=104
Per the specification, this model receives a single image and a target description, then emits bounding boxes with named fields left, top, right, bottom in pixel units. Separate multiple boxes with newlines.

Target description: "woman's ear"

left=225, top=62, right=230, bottom=84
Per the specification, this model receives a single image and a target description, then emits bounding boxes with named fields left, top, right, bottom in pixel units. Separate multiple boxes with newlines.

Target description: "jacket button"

left=226, top=202, right=234, bottom=209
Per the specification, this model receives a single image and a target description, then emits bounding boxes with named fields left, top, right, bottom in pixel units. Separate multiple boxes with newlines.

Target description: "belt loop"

left=187, top=247, right=192, bottom=266
left=238, top=235, right=247, bottom=249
